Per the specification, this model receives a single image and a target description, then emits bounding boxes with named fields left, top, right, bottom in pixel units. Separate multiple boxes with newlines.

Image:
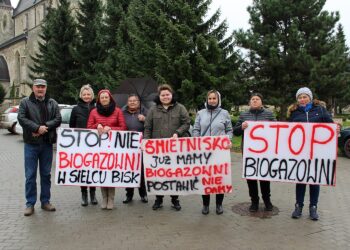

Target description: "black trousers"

left=247, top=179, right=270, bottom=203
left=126, top=162, right=147, bottom=198
left=202, top=194, right=224, bottom=206
left=81, top=186, right=96, bottom=193
left=156, top=195, right=179, bottom=201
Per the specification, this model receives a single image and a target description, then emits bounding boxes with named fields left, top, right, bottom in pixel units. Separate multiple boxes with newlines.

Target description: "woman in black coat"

left=69, top=84, right=98, bottom=206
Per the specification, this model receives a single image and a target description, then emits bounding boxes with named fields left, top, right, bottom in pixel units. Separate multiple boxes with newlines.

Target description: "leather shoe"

left=202, top=205, right=209, bottom=215
left=24, top=206, right=34, bottom=216
left=123, top=196, right=133, bottom=204
left=264, top=202, right=273, bottom=211
left=140, top=196, right=148, bottom=203
left=81, top=193, right=88, bottom=207
left=90, top=191, right=98, bottom=205
left=171, top=199, right=181, bottom=211
left=41, top=203, right=56, bottom=212
left=249, top=203, right=259, bottom=212
left=152, top=200, right=163, bottom=210
left=216, top=204, right=223, bottom=215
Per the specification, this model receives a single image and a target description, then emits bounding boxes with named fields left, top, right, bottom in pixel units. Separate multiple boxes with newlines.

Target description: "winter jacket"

left=122, top=106, right=148, bottom=133
left=87, top=108, right=127, bottom=130
left=69, top=99, right=95, bottom=129
left=192, top=107, right=233, bottom=138
left=233, top=108, right=276, bottom=136
left=144, top=102, right=190, bottom=139
left=17, top=92, right=61, bottom=144
left=287, top=100, right=333, bottom=123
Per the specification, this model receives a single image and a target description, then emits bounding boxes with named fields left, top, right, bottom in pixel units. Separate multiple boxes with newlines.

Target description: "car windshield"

left=60, top=108, right=72, bottom=124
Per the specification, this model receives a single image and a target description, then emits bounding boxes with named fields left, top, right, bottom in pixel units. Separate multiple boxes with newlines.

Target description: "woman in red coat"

left=87, top=89, right=127, bottom=210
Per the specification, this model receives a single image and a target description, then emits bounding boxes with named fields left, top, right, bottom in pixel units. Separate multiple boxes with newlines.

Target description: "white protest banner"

left=143, top=136, right=232, bottom=195
left=243, top=121, right=337, bottom=186
left=55, top=128, right=142, bottom=187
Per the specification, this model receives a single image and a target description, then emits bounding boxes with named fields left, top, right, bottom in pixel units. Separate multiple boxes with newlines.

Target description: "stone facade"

left=0, top=0, right=82, bottom=107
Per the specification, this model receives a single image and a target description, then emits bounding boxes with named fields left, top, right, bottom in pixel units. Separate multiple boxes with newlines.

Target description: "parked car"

left=0, top=105, right=19, bottom=133
left=60, top=106, right=74, bottom=128
left=339, top=127, right=350, bottom=158
left=15, top=104, right=72, bottom=135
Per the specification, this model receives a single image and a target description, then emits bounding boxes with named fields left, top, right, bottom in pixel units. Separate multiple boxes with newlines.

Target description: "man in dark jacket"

left=17, top=79, right=61, bottom=216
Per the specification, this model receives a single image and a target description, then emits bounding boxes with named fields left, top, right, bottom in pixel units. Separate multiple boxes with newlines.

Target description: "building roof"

left=0, top=0, right=12, bottom=8
left=0, top=56, right=10, bottom=81
left=13, top=0, right=43, bottom=17
left=0, top=33, right=27, bottom=50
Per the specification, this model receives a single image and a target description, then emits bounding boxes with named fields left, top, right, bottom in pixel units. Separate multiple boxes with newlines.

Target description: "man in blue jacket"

left=17, top=79, right=61, bottom=216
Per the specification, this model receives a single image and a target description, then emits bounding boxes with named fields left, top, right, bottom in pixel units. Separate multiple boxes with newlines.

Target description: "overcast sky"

left=10, top=0, right=350, bottom=46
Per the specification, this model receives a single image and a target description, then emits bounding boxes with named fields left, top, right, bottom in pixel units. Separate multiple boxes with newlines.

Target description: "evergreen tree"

left=99, top=0, right=134, bottom=89
left=310, top=24, right=350, bottom=113
left=234, top=0, right=346, bottom=119
left=128, top=0, right=241, bottom=109
left=72, top=0, right=104, bottom=93
left=30, top=0, right=77, bottom=104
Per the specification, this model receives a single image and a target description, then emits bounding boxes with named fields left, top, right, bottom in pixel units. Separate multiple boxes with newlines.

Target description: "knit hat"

left=296, top=87, right=313, bottom=100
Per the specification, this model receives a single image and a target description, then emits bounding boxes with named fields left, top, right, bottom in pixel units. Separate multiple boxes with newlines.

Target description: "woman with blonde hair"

left=69, top=84, right=97, bottom=206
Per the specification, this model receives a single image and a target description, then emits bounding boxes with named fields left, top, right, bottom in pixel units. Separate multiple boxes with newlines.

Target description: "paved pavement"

left=0, top=128, right=350, bottom=250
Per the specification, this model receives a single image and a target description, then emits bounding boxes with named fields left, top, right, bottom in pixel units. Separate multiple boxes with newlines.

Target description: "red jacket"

left=87, top=108, right=127, bottom=131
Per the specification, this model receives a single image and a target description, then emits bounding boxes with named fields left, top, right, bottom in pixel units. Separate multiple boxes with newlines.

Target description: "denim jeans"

left=24, top=143, right=53, bottom=207
left=295, top=184, right=320, bottom=207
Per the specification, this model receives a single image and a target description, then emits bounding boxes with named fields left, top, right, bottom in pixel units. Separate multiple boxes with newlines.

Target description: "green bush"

left=231, top=115, right=239, bottom=125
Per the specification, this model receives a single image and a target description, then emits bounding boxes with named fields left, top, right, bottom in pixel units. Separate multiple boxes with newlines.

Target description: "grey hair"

left=79, top=84, right=94, bottom=100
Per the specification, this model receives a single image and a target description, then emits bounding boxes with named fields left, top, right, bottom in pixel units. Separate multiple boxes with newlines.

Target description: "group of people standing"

left=18, top=79, right=337, bottom=221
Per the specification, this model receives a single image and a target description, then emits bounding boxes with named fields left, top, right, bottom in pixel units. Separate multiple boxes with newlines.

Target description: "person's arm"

left=192, top=111, right=201, bottom=137
left=87, top=110, right=98, bottom=129
left=320, top=106, right=334, bottom=123
left=143, top=108, right=154, bottom=139
left=69, top=107, right=77, bottom=128
left=233, top=115, right=244, bottom=136
left=17, top=100, right=40, bottom=132
left=224, top=111, right=233, bottom=139
left=174, top=105, right=190, bottom=136
left=110, top=109, right=127, bottom=130
left=45, top=101, right=62, bottom=130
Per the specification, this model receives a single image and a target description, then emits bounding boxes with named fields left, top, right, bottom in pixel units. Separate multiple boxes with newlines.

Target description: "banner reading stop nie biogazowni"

left=55, top=128, right=142, bottom=187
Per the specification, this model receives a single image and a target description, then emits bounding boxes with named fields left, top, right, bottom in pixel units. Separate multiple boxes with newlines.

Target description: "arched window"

left=0, top=55, right=10, bottom=82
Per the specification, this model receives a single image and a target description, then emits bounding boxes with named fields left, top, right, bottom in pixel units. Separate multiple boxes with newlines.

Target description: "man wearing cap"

left=17, top=79, right=61, bottom=216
